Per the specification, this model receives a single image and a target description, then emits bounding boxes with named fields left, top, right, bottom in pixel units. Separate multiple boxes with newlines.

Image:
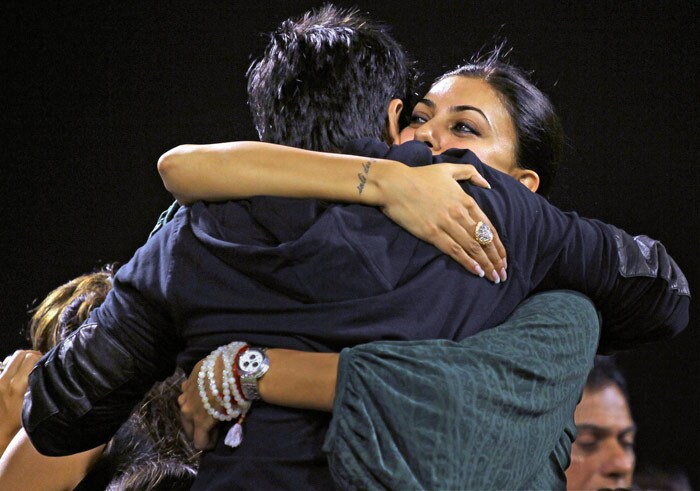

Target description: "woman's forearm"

left=158, top=141, right=507, bottom=279
left=0, top=435, right=13, bottom=460
left=258, top=349, right=339, bottom=412
left=157, top=141, right=404, bottom=206
left=0, top=429, right=104, bottom=491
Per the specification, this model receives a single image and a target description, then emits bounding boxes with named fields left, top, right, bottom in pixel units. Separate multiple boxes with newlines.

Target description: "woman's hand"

left=376, top=163, right=507, bottom=282
left=178, top=359, right=219, bottom=451
left=0, top=350, right=42, bottom=453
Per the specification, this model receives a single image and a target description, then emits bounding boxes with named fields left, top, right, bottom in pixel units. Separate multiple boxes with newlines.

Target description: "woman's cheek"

left=398, top=127, right=415, bottom=144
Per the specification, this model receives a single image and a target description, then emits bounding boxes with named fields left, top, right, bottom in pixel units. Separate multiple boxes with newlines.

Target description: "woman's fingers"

left=480, top=219, right=507, bottom=280
left=192, top=413, right=217, bottom=450
left=180, top=408, right=194, bottom=440
left=207, top=427, right=219, bottom=450
left=443, top=165, right=507, bottom=270
left=0, top=351, right=42, bottom=441
left=429, top=232, right=486, bottom=278
left=459, top=206, right=507, bottom=281
left=179, top=363, right=219, bottom=450
left=18, top=351, right=41, bottom=378
left=193, top=426, right=211, bottom=451
left=381, top=164, right=506, bottom=278
left=448, top=164, right=491, bottom=190
left=0, top=351, right=27, bottom=381
left=440, top=219, right=502, bottom=283
left=445, top=198, right=505, bottom=280
left=0, top=350, right=41, bottom=383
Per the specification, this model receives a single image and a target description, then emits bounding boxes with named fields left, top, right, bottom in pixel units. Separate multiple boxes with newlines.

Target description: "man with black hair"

left=25, top=5, right=688, bottom=490
left=247, top=5, right=417, bottom=152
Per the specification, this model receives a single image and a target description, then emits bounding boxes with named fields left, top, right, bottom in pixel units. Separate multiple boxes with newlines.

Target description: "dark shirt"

left=23, top=139, right=689, bottom=490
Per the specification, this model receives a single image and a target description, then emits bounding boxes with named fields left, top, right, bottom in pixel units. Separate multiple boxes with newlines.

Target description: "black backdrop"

left=2, top=1, right=698, bottom=486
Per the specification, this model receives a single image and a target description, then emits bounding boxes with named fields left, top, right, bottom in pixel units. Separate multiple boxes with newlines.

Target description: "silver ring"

left=474, top=221, right=494, bottom=246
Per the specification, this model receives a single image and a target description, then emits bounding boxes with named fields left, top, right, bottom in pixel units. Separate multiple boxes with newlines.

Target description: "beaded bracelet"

left=221, top=343, right=251, bottom=415
left=197, top=355, right=218, bottom=419
left=206, top=347, right=227, bottom=412
left=198, top=350, right=236, bottom=421
left=196, top=341, right=257, bottom=448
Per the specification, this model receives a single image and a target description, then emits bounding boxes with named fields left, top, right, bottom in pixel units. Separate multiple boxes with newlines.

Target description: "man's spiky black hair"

left=247, top=4, right=417, bottom=152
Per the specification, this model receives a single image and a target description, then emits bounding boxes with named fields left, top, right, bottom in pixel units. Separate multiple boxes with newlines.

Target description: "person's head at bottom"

left=28, top=266, right=115, bottom=352
left=566, top=357, right=635, bottom=490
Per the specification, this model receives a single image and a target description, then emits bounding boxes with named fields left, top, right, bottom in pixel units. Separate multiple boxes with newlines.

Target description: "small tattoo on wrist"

left=357, top=160, right=374, bottom=195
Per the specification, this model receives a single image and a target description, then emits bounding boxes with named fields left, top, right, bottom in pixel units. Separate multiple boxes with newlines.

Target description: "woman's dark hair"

left=437, top=45, right=564, bottom=197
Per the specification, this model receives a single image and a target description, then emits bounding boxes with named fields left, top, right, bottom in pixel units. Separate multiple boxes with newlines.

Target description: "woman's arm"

left=179, top=349, right=339, bottom=450
left=158, top=141, right=410, bottom=206
left=0, top=350, right=41, bottom=457
left=0, top=429, right=104, bottom=491
left=158, top=141, right=507, bottom=281
left=258, top=349, right=338, bottom=411
left=0, top=350, right=105, bottom=490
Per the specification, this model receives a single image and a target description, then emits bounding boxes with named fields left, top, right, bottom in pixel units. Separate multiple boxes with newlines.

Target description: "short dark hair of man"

left=585, top=355, right=630, bottom=403
left=247, top=4, right=417, bottom=152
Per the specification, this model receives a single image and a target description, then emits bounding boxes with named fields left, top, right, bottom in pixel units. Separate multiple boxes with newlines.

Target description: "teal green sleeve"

left=148, top=200, right=181, bottom=238
left=323, top=290, right=600, bottom=490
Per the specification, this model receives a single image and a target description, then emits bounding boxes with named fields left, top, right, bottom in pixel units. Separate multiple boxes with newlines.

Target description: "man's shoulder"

left=343, top=138, right=433, bottom=168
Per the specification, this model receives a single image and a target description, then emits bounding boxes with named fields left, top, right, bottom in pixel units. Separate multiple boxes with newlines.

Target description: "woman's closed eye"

left=452, top=121, right=480, bottom=136
left=409, top=113, right=429, bottom=126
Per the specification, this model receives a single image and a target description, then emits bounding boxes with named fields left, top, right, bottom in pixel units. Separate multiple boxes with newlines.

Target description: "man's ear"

left=512, top=167, right=540, bottom=193
left=385, top=98, right=404, bottom=144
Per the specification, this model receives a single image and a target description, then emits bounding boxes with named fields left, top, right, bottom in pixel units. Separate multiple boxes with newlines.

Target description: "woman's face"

left=399, top=76, right=518, bottom=175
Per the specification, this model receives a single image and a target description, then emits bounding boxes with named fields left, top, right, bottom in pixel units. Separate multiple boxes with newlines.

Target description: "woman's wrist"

left=258, top=349, right=339, bottom=412
left=361, top=159, right=408, bottom=207
left=0, top=432, right=16, bottom=458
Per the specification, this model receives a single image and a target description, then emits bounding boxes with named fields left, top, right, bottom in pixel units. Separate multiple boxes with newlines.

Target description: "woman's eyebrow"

left=416, top=98, right=491, bottom=127
left=451, top=105, right=491, bottom=127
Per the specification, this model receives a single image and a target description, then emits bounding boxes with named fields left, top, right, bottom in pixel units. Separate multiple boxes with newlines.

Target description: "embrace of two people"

left=1, top=4, right=689, bottom=491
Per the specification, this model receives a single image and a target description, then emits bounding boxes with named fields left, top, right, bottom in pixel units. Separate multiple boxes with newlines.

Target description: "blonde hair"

left=28, top=266, right=114, bottom=353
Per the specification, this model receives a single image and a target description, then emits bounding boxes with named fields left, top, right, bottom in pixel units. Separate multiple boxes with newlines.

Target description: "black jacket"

left=24, top=139, right=689, bottom=490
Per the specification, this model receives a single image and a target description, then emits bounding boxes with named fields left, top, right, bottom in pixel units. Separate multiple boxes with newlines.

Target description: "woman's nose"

left=414, top=124, right=440, bottom=152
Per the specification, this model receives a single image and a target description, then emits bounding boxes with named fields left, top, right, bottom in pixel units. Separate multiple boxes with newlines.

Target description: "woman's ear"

left=512, top=167, right=540, bottom=193
left=385, top=99, right=404, bottom=144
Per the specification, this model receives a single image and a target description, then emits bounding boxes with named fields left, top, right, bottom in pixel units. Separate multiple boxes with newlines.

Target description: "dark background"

left=2, top=1, right=698, bottom=486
